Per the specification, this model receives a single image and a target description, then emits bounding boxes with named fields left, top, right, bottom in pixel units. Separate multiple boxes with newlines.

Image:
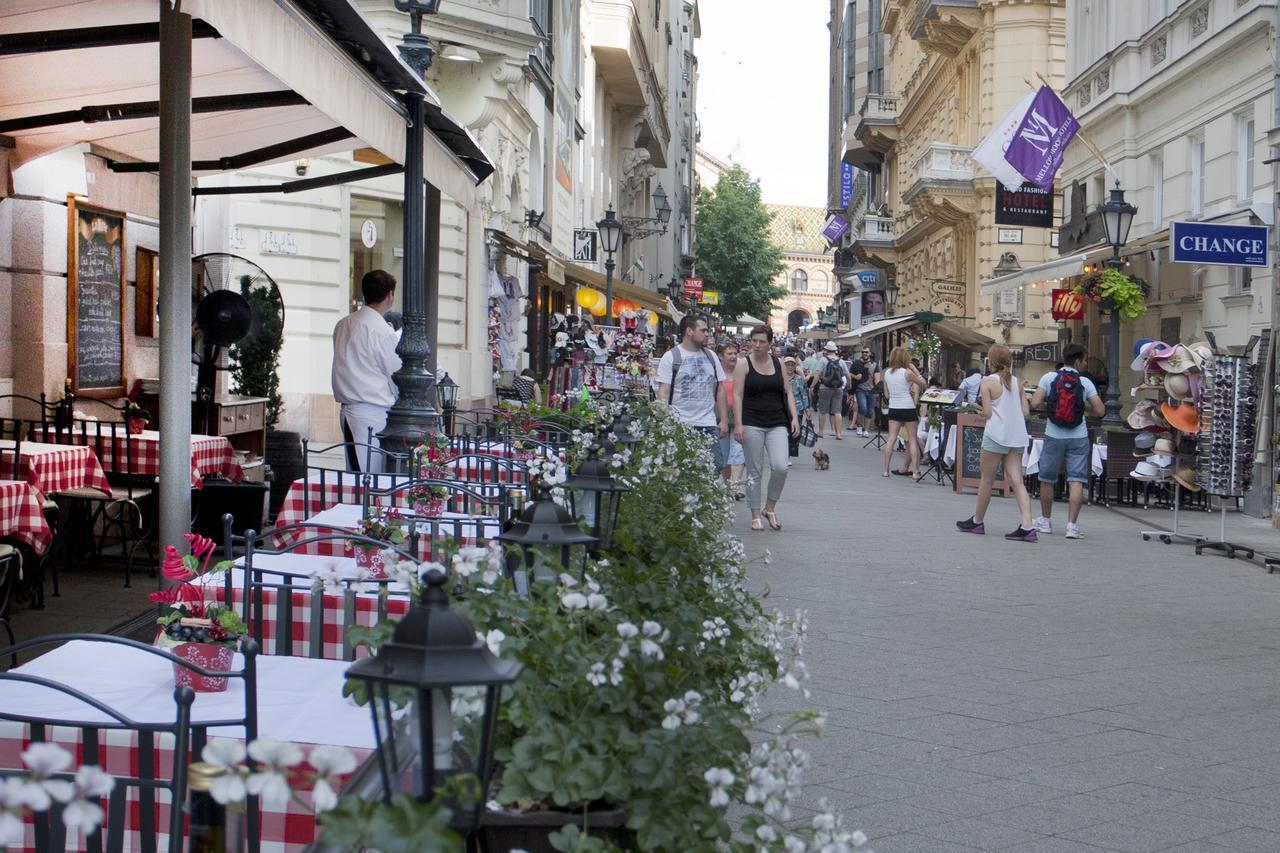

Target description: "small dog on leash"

left=812, top=449, right=831, bottom=471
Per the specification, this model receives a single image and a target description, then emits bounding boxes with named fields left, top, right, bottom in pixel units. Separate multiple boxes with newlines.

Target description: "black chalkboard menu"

left=67, top=197, right=127, bottom=397
left=953, top=412, right=1007, bottom=495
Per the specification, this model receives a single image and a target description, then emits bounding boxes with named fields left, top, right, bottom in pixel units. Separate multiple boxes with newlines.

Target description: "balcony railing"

left=858, top=214, right=894, bottom=244
left=910, top=142, right=974, bottom=184
left=858, top=92, right=899, bottom=123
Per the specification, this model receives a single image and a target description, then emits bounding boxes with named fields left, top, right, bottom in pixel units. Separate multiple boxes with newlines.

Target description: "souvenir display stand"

left=1194, top=335, right=1260, bottom=560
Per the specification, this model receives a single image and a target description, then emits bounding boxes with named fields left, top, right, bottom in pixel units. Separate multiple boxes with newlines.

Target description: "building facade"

left=836, top=0, right=1069, bottom=353
left=764, top=205, right=839, bottom=333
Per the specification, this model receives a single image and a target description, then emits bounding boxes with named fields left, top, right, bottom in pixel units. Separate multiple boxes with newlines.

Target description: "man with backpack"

left=1029, top=343, right=1105, bottom=539
left=808, top=341, right=849, bottom=440
left=655, top=314, right=729, bottom=467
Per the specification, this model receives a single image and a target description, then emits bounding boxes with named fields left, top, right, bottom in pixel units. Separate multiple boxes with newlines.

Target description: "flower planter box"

left=352, top=546, right=390, bottom=579
left=155, top=632, right=235, bottom=693
left=478, top=807, right=627, bottom=853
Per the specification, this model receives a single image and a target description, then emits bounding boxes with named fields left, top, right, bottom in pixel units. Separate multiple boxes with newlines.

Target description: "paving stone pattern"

left=746, top=433, right=1280, bottom=852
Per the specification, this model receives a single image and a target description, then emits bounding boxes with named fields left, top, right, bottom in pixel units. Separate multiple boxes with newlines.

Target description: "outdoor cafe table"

left=36, top=428, right=243, bottom=488
left=279, top=503, right=502, bottom=559
left=0, top=439, right=111, bottom=500
left=209, top=554, right=412, bottom=659
left=0, top=479, right=52, bottom=555
left=0, top=639, right=373, bottom=852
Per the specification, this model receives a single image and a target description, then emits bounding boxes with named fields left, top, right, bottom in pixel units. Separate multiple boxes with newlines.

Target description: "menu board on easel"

left=953, top=412, right=1007, bottom=495
left=67, top=197, right=127, bottom=397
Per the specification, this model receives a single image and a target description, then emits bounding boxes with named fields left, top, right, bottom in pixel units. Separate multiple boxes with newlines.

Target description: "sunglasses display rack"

left=1193, top=346, right=1259, bottom=560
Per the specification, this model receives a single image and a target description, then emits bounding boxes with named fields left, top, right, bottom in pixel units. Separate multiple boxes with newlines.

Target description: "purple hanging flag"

left=1003, top=87, right=1079, bottom=190
left=822, top=215, right=851, bottom=245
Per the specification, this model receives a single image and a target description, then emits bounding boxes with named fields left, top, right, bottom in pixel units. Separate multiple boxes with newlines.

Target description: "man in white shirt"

left=332, top=270, right=402, bottom=472
left=655, top=314, right=728, bottom=468
left=957, top=367, right=983, bottom=405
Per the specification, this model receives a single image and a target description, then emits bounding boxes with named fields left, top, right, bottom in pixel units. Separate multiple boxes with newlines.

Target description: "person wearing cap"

left=809, top=341, right=850, bottom=440
left=1029, top=342, right=1104, bottom=538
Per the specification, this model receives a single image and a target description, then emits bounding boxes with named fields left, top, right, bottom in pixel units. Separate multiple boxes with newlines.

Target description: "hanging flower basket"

left=1074, top=269, right=1148, bottom=321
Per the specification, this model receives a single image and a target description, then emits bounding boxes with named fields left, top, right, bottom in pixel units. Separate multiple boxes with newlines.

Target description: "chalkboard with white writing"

left=953, top=412, right=1007, bottom=495
left=67, top=198, right=127, bottom=397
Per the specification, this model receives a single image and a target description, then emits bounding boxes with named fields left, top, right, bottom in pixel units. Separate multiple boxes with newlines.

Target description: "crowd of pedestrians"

left=654, top=313, right=1106, bottom=547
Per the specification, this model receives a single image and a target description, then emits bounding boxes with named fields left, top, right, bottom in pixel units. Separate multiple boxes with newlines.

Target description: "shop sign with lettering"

left=1171, top=221, right=1268, bottom=268
left=995, top=181, right=1054, bottom=228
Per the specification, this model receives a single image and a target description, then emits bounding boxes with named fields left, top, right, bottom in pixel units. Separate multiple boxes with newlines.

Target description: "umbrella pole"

left=158, top=0, right=193, bottom=553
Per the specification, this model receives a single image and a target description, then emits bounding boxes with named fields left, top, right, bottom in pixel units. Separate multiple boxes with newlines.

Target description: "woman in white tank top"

left=956, top=344, right=1036, bottom=541
left=879, top=346, right=927, bottom=478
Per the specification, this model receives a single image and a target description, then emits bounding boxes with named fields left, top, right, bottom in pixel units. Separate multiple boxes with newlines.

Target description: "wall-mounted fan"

left=190, top=253, right=285, bottom=434
left=1083, top=356, right=1109, bottom=392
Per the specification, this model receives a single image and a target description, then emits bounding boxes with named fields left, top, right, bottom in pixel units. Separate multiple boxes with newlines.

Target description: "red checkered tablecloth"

left=37, top=429, right=243, bottom=487
left=0, top=479, right=53, bottom=555
left=0, top=641, right=374, bottom=852
left=0, top=439, right=111, bottom=500
left=206, top=563, right=412, bottom=660
left=272, top=503, right=501, bottom=560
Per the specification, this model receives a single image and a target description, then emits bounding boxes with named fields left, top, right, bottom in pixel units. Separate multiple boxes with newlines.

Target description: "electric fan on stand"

left=1084, top=356, right=1109, bottom=396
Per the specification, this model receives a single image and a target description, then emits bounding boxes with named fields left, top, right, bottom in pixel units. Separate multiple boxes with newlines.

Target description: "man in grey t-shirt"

left=655, top=314, right=728, bottom=467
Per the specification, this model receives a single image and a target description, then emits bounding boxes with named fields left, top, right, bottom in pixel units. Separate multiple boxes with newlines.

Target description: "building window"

left=350, top=197, right=404, bottom=312
left=790, top=269, right=809, bottom=292
left=1151, top=152, right=1163, bottom=230
left=1233, top=267, right=1253, bottom=294
left=1237, top=112, right=1255, bottom=202
left=1190, top=134, right=1205, bottom=215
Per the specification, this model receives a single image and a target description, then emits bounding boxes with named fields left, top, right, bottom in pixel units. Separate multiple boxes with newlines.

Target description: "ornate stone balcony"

left=859, top=214, right=895, bottom=245
left=906, top=0, right=981, bottom=55
left=902, top=142, right=978, bottom=227
left=848, top=92, right=899, bottom=168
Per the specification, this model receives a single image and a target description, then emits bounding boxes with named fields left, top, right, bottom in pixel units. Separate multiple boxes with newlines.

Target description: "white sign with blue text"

left=1171, top=221, right=1269, bottom=268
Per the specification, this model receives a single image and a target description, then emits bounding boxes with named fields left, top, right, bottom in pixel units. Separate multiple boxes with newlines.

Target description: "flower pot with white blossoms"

left=346, top=510, right=407, bottom=580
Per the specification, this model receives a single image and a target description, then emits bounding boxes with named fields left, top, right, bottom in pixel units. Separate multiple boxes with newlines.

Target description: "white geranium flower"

left=482, top=629, right=505, bottom=655
left=783, top=837, right=806, bottom=853
left=560, top=592, right=588, bottom=610
left=755, top=824, right=777, bottom=843
left=0, top=811, right=23, bottom=846
left=61, top=798, right=105, bottom=832
left=311, top=562, right=345, bottom=595
left=21, top=743, right=72, bottom=778
left=452, top=547, right=488, bottom=577
left=586, top=662, right=607, bottom=687
left=703, top=767, right=734, bottom=808
left=558, top=573, right=577, bottom=587
left=609, top=658, right=624, bottom=686
left=586, top=593, right=608, bottom=612
left=662, top=698, right=685, bottom=730
left=308, top=745, right=357, bottom=778
left=616, top=622, right=638, bottom=640
left=203, top=738, right=247, bottom=770
left=202, top=738, right=250, bottom=805
left=311, top=778, right=339, bottom=813
left=0, top=776, right=46, bottom=812
left=73, top=765, right=114, bottom=799
left=245, top=740, right=304, bottom=808
left=41, top=779, right=75, bottom=804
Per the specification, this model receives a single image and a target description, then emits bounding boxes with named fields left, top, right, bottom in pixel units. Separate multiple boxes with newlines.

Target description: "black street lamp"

left=345, top=567, right=522, bottom=832
left=596, top=206, right=625, bottom=322
left=1096, top=183, right=1138, bottom=428
left=496, top=483, right=598, bottom=593
left=436, top=371, right=459, bottom=434
left=884, top=279, right=899, bottom=317
left=565, top=438, right=629, bottom=554
left=654, top=184, right=672, bottom=224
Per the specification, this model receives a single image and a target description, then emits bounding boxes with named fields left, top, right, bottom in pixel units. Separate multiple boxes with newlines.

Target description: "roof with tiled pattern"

left=766, top=204, right=829, bottom=255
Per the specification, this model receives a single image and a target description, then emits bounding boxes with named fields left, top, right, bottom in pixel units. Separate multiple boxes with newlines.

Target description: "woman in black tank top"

left=732, top=325, right=799, bottom=532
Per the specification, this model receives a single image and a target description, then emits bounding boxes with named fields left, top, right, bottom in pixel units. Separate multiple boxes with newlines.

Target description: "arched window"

left=790, top=269, right=808, bottom=292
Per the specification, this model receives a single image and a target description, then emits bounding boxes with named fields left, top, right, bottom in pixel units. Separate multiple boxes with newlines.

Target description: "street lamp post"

left=884, top=279, right=899, bottom=317
left=1096, top=182, right=1137, bottom=428
left=597, top=206, right=624, bottom=322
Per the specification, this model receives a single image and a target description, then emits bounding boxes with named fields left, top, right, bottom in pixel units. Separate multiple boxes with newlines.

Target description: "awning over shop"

left=980, top=254, right=1087, bottom=295
left=833, top=315, right=916, bottom=343
left=833, top=314, right=993, bottom=349
left=562, top=262, right=671, bottom=317
left=727, top=314, right=766, bottom=328
left=0, top=0, right=491, bottom=206
left=932, top=320, right=994, bottom=349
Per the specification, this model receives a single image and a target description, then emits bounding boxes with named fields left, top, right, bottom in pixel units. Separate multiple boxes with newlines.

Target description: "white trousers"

left=341, top=403, right=389, bottom=473
left=742, top=425, right=790, bottom=509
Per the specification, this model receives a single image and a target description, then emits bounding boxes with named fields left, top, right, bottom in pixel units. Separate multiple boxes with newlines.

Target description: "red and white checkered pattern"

left=210, top=569, right=411, bottom=660
left=0, top=724, right=369, bottom=852
left=274, top=503, right=501, bottom=560
left=0, top=439, right=111, bottom=500
left=0, top=479, right=53, bottom=555
left=275, top=470, right=526, bottom=530
left=39, top=429, right=244, bottom=487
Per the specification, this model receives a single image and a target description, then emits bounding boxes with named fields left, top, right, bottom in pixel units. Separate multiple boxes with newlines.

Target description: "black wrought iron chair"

left=360, top=477, right=508, bottom=562
left=231, top=523, right=419, bottom=661
left=0, top=633, right=260, bottom=853
left=299, top=437, right=411, bottom=518
left=444, top=452, right=531, bottom=488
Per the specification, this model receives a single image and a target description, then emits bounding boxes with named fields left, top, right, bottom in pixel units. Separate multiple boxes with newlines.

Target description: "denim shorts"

left=1038, top=436, right=1091, bottom=484
left=719, top=435, right=746, bottom=466
left=856, top=388, right=874, bottom=414
left=694, top=426, right=727, bottom=469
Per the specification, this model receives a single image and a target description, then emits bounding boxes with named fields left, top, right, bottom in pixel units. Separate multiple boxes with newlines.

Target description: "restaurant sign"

left=995, top=181, right=1054, bottom=228
left=1171, top=221, right=1268, bottom=268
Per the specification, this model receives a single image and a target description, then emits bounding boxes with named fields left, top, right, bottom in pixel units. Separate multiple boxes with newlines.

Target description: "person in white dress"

left=956, top=344, right=1036, bottom=541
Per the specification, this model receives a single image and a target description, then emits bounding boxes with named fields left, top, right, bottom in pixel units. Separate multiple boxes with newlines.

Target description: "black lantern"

left=496, top=484, right=597, bottom=593
left=1097, top=183, right=1137, bottom=257
left=565, top=440, right=629, bottom=553
left=597, top=206, right=625, bottom=320
left=884, top=278, right=899, bottom=315
left=344, top=568, right=522, bottom=831
left=608, top=413, right=641, bottom=449
left=653, top=184, right=672, bottom=224
left=436, top=372, right=459, bottom=433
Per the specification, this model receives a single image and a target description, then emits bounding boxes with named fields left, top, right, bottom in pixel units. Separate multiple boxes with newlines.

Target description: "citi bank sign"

left=1171, top=221, right=1269, bottom=268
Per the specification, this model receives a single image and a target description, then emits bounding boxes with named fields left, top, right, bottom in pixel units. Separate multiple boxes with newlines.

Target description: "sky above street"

left=696, top=0, right=829, bottom=207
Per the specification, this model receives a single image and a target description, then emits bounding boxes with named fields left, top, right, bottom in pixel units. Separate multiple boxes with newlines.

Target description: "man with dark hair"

left=332, top=269, right=402, bottom=472
left=655, top=313, right=728, bottom=468
left=1030, top=342, right=1104, bottom=539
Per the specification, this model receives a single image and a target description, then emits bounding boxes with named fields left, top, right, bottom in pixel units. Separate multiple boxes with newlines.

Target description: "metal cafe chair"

left=0, top=633, right=261, bottom=853
left=299, top=437, right=411, bottom=518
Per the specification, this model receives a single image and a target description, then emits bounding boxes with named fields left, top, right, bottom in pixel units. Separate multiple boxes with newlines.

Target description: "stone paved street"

left=745, top=431, right=1280, bottom=853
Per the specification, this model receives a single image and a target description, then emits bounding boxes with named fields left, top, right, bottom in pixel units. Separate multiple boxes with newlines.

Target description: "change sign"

left=1171, top=221, right=1268, bottom=268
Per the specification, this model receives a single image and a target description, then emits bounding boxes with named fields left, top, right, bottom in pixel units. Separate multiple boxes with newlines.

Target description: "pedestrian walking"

left=880, top=346, right=926, bottom=478
left=717, top=341, right=746, bottom=495
left=783, top=356, right=809, bottom=465
left=332, top=269, right=402, bottom=472
left=810, top=341, right=849, bottom=440
left=655, top=314, right=729, bottom=470
left=956, top=345, right=1036, bottom=541
left=855, top=346, right=879, bottom=436
left=733, top=325, right=799, bottom=532
left=1028, top=343, right=1105, bottom=539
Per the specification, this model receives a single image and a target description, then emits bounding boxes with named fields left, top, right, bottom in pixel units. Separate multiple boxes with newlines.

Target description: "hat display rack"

left=1129, top=338, right=1210, bottom=546
left=1193, top=332, right=1260, bottom=561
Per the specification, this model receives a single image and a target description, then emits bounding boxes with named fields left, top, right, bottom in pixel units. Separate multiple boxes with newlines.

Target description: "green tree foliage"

left=693, top=165, right=786, bottom=321
left=229, top=275, right=285, bottom=428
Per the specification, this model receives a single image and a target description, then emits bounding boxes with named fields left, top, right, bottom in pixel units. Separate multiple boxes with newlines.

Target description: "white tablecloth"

left=226, top=553, right=410, bottom=594
left=1023, top=439, right=1107, bottom=478
left=305, top=502, right=501, bottom=539
left=1, top=639, right=374, bottom=749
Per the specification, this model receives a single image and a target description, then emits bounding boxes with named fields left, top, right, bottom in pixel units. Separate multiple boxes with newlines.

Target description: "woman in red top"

left=717, top=341, right=746, bottom=495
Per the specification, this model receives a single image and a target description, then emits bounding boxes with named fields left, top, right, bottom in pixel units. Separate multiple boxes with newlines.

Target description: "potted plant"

left=124, top=378, right=150, bottom=434
left=410, top=432, right=456, bottom=517
left=151, top=533, right=247, bottom=693
left=347, top=510, right=406, bottom=579
left=1074, top=268, right=1148, bottom=320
